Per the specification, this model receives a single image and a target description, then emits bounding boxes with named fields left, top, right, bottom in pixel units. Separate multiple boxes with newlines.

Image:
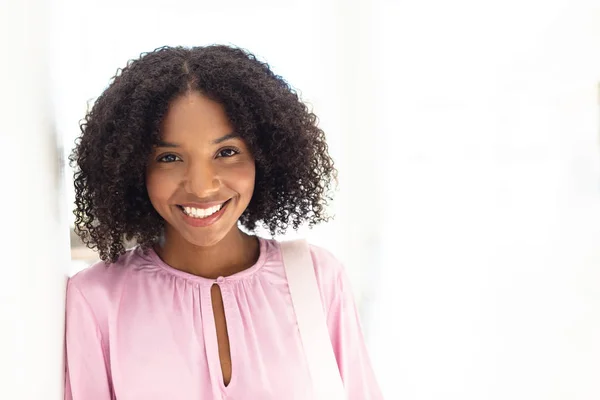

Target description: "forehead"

left=161, top=91, right=233, bottom=140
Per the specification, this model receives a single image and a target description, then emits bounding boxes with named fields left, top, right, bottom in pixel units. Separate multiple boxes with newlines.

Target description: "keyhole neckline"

left=143, top=237, right=267, bottom=285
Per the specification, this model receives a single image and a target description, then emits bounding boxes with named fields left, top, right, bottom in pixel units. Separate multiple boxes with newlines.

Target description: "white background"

left=2, top=0, right=600, bottom=398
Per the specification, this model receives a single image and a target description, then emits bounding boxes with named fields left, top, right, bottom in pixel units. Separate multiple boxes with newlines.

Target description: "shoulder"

left=69, top=248, right=139, bottom=288
left=270, top=238, right=348, bottom=313
left=67, top=247, right=147, bottom=316
left=307, top=242, right=345, bottom=289
left=267, top=238, right=345, bottom=284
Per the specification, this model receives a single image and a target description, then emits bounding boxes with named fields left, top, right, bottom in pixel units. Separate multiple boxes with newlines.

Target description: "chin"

left=179, top=218, right=243, bottom=248
left=183, top=232, right=228, bottom=248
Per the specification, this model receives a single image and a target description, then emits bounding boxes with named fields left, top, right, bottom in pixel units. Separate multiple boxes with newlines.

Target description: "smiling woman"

left=146, top=92, right=256, bottom=255
left=70, top=46, right=336, bottom=264
left=65, top=45, right=382, bottom=399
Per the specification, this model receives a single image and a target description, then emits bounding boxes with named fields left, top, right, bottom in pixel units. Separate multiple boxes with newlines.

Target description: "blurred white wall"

left=22, top=0, right=600, bottom=398
left=0, top=0, right=71, bottom=398
left=369, top=1, right=600, bottom=399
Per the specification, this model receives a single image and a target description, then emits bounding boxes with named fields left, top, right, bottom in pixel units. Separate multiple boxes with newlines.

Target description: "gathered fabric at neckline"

left=136, top=236, right=269, bottom=285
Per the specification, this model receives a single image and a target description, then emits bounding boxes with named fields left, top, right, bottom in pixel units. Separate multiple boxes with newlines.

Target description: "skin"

left=146, top=90, right=261, bottom=386
left=146, top=90, right=260, bottom=279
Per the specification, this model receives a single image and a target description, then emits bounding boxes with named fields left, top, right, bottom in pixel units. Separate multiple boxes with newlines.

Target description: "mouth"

left=176, top=199, right=232, bottom=219
left=174, top=199, right=233, bottom=228
left=177, top=199, right=231, bottom=219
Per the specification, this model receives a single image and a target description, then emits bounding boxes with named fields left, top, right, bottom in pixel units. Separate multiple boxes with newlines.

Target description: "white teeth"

left=182, top=203, right=224, bottom=219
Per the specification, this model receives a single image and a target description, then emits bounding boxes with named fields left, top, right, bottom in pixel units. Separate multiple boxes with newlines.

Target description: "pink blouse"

left=65, top=237, right=382, bottom=399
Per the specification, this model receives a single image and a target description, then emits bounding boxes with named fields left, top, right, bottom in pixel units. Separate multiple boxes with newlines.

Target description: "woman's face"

left=146, top=91, right=255, bottom=247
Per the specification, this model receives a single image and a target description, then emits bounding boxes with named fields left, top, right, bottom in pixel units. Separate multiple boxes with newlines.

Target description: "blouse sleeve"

left=326, top=269, right=384, bottom=400
left=64, top=279, right=113, bottom=400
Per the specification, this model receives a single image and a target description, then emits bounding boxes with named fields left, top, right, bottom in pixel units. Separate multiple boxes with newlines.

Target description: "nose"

left=183, top=160, right=220, bottom=197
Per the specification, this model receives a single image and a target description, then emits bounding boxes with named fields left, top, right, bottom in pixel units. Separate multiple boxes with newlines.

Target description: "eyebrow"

left=155, top=132, right=240, bottom=148
left=155, top=140, right=180, bottom=148
left=212, top=132, right=241, bottom=145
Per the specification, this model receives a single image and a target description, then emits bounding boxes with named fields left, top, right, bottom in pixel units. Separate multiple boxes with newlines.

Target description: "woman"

left=65, top=45, right=382, bottom=399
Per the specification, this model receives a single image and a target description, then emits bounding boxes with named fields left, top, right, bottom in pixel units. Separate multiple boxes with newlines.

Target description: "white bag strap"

left=280, top=239, right=346, bottom=400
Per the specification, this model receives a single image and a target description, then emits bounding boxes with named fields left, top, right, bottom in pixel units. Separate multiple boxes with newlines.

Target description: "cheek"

left=146, top=169, right=179, bottom=206
left=224, top=162, right=255, bottom=198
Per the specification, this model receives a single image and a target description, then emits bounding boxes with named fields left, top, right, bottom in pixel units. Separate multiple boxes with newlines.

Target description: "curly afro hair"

left=70, top=45, right=337, bottom=263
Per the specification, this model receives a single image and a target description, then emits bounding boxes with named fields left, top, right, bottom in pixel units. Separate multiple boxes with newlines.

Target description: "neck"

left=155, top=226, right=260, bottom=279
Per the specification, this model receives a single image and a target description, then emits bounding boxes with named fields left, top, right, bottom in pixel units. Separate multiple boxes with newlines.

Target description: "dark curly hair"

left=70, top=45, right=337, bottom=263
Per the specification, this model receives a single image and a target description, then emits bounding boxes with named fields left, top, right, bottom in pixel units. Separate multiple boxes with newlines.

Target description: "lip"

left=179, top=200, right=229, bottom=210
left=176, top=199, right=231, bottom=228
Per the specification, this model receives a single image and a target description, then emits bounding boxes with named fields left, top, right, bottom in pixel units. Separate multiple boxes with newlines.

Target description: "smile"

left=176, top=199, right=232, bottom=227
left=180, top=202, right=226, bottom=219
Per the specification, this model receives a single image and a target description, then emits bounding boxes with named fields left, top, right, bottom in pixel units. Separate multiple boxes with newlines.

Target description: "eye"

left=217, top=148, right=240, bottom=158
left=157, top=154, right=182, bottom=163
